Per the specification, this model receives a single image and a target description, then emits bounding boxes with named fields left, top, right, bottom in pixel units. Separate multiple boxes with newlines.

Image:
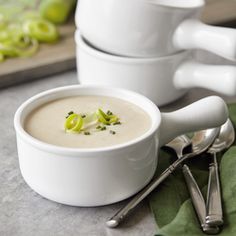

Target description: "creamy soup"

left=24, top=96, right=152, bottom=148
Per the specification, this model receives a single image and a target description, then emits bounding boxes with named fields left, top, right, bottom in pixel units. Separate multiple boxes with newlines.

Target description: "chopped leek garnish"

left=0, top=21, right=40, bottom=60
left=19, top=11, right=41, bottom=22
left=0, top=43, right=18, bottom=57
left=0, top=36, right=39, bottom=58
left=0, top=0, right=78, bottom=62
left=23, top=18, right=59, bottom=43
left=64, top=114, right=83, bottom=133
left=96, top=108, right=110, bottom=124
left=39, top=0, right=76, bottom=24
left=0, top=14, right=7, bottom=29
left=83, top=112, right=97, bottom=124
left=0, top=52, right=4, bottom=62
left=82, top=112, right=99, bottom=130
left=109, top=115, right=119, bottom=124
left=64, top=108, right=121, bottom=135
left=96, top=108, right=120, bottom=125
left=0, top=28, right=9, bottom=42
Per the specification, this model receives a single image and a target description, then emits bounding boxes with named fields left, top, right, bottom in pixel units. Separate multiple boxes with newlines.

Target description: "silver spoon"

left=206, top=119, right=235, bottom=226
left=166, top=135, right=219, bottom=234
left=106, top=127, right=220, bottom=228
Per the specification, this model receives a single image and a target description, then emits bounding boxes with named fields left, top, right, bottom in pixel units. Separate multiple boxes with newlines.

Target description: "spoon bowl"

left=165, top=135, right=191, bottom=158
left=208, top=119, right=235, bottom=154
left=179, top=128, right=220, bottom=163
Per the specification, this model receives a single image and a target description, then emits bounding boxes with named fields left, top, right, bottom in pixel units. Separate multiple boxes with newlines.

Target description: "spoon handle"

left=206, top=153, right=224, bottom=226
left=182, top=165, right=219, bottom=234
left=106, top=157, right=184, bottom=228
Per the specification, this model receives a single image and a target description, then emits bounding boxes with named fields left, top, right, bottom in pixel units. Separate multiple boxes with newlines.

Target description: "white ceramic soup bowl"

left=76, top=32, right=236, bottom=106
left=14, top=85, right=228, bottom=207
left=76, top=0, right=236, bottom=60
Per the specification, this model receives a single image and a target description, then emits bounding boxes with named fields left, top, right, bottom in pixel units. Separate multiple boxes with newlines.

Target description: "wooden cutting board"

left=0, top=21, right=76, bottom=88
left=0, top=0, right=236, bottom=88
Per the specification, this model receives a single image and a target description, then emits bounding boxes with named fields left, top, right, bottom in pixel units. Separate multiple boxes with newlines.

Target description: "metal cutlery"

left=106, top=128, right=220, bottom=228
left=166, top=135, right=219, bottom=234
left=206, top=119, right=235, bottom=226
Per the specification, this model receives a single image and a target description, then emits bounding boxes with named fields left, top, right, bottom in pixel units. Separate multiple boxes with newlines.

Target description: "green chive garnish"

left=101, top=126, right=106, bottom=131
left=84, top=131, right=90, bottom=135
left=107, top=110, right=113, bottom=115
left=66, top=111, right=74, bottom=118
left=110, top=130, right=116, bottom=135
left=113, top=121, right=121, bottom=125
left=96, top=125, right=102, bottom=129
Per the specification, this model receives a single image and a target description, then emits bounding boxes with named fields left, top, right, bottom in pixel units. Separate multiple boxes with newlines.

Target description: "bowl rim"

left=14, top=85, right=161, bottom=155
left=75, top=31, right=189, bottom=64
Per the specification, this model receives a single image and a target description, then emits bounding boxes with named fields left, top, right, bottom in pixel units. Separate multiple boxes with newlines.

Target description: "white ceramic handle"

left=173, top=61, right=236, bottom=96
left=159, top=96, right=228, bottom=146
left=174, top=19, right=236, bottom=61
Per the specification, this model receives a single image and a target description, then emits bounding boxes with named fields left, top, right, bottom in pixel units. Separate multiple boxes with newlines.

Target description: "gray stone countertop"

left=0, top=72, right=156, bottom=236
left=1, top=51, right=236, bottom=236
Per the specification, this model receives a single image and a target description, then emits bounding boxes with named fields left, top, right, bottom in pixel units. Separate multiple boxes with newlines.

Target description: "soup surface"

left=24, top=96, right=152, bottom=148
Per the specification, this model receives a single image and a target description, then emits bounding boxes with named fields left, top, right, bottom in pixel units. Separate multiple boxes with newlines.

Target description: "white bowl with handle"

left=76, top=32, right=236, bottom=106
left=14, top=85, right=228, bottom=206
left=76, top=0, right=236, bottom=60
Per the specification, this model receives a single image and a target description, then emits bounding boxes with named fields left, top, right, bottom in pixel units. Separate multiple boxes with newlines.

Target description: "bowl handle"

left=173, top=19, right=236, bottom=61
left=159, top=96, right=228, bottom=146
left=173, top=60, right=236, bottom=96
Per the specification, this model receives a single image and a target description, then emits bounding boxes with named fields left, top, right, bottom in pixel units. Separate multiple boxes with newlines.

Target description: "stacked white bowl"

left=75, top=0, right=236, bottom=106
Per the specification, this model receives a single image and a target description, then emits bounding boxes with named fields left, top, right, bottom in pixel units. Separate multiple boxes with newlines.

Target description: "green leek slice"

left=16, top=37, right=39, bottom=57
left=64, top=114, right=83, bottom=132
left=19, top=11, right=41, bottom=22
left=109, top=115, right=119, bottom=124
left=82, top=112, right=99, bottom=130
left=0, top=53, right=4, bottom=62
left=96, top=108, right=110, bottom=124
left=23, top=18, right=59, bottom=43
left=0, top=22, right=39, bottom=58
left=0, top=43, right=18, bottom=57
left=39, top=0, right=76, bottom=24
left=0, top=37, right=39, bottom=58
left=0, top=30, right=10, bottom=42
left=96, top=108, right=120, bottom=125
left=83, top=112, right=98, bottom=124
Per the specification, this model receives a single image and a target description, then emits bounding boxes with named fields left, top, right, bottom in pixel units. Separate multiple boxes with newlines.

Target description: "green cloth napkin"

left=148, top=104, right=236, bottom=236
